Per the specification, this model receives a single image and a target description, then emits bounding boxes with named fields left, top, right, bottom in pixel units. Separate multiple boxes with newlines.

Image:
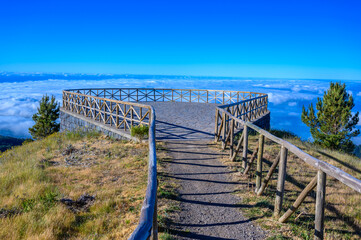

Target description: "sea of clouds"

left=1, top=73, right=360, bottom=144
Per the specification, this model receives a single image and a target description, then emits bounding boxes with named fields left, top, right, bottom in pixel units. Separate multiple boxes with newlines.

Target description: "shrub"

left=130, top=125, right=149, bottom=140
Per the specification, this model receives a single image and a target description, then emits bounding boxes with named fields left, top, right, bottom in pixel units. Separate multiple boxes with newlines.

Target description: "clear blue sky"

left=1, top=0, right=361, bottom=79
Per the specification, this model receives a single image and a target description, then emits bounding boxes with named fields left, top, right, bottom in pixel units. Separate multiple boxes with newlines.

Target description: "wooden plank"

left=274, top=146, right=288, bottom=218
left=150, top=181, right=158, bottom=240
left=230, top=131, right=244, bottom=162
left=314, top=170, right=326, bottom=240
left=256, top=150, right=281, bottom=196
left=256, top=134, right=265, bottom=192
left=279, top=175, right=317, bottom=223
left=243, top=145, right=259, bottom=175
left=214, top=108, right=219, bottom=142
left=230, top=118, right=235, bottom=157
left=216, top=118, right=224, bottom=142
left=242, top=125, right=249, bottom=169
left=222, top=112, right=226, bottom=149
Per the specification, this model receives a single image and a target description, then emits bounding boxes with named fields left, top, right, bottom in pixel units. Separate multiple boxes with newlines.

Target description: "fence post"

left=215, top=108, right=219, bottom=142
left=104, top=100, right=107, bottom=124
left=242, top=125, right=249, bottom=169
left=222, top=112, right=226, bottom=149
left=116, top=104, right=119, bottom=128
left=229, top=118, right=234, bottom=157
left=256, top=134, right=265, bottom=192
left=314, top=170, right=326, bottom=240
left=274, top=145, right=288, bottom=217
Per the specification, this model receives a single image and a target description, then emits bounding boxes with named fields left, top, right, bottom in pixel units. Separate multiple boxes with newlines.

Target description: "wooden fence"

left=215, top=103, right=361, bottom=240
left=65, top=88, right=266, bottom=104
left=62, top=88, right=269, bottom=240
left=63, top=90, right=152, bottom=131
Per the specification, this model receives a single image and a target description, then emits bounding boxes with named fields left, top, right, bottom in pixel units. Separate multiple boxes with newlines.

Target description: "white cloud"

left=357, top=92, right=361, bottom=97
left=288, top=112, right=299, bottom=116
left=288, top=102, right=297, bottom=107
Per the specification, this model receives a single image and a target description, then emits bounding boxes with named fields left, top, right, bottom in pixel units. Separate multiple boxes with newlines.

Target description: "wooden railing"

left=63, top=91, right=152, bottom=131
left=128, top=107, right=158, bottom=240
left=65, top=88, right=266, bottom=104
left=215, top=104, right=361, bottom=240
left=62, top=88, right=269, bottom=240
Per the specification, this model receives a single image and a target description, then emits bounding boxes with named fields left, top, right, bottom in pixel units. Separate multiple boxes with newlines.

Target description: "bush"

left=130, top=125, right=149, bottom=140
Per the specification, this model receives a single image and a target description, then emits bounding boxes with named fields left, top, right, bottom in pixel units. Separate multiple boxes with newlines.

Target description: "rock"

left=60, top=194, right=95, bottom=213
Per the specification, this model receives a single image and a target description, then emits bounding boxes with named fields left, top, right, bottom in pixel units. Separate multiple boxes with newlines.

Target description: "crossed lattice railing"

left=215, top=102, right=361, bottom=240
left=63, top=91, right=152, bottom=131
left=65, top=88, right=266, bottom=104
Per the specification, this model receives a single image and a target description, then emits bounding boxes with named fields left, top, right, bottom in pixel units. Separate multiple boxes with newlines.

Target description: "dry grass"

left=155, top=143, right=179, bottom=240
left=0, top=131, right=149, bottom=239
left=213, top=134, right=361, bottom=240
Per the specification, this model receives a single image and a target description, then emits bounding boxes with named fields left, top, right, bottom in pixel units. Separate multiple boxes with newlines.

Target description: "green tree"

left=29, top=95, right=60, bottom=140
left=301, top=82, right=360, bottom=153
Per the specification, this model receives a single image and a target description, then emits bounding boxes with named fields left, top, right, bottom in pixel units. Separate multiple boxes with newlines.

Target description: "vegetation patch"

left=0, top=131, right=149, bottom=239
left=213, top=130, right=361, bottom=240
left=130, top=125, right=149, bottom=140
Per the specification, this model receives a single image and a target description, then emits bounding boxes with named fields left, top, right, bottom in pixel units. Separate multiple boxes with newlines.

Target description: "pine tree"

left=29, top=95, right=60, bottom=140
left=301, top=82, right=360, bottom=153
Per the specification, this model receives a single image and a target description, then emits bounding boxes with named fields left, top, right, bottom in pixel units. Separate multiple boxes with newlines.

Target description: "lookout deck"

left=147, top=102, right=216, bottom=141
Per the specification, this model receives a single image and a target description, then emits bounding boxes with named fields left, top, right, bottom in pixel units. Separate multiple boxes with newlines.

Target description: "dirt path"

left=163, top=140, right=267, bottom=240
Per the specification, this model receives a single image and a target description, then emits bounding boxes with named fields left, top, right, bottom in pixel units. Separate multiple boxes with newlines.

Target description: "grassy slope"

left=215, top=133, right=361, bottom=240
left=0, top=131, right=149, bottom=239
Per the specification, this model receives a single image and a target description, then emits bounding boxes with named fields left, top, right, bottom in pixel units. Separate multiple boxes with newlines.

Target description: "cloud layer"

left=1, top=75, right=360, bottom=144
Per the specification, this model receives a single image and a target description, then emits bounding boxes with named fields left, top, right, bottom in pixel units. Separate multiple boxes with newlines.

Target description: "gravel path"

left=163, top=140, right=267, bottom=240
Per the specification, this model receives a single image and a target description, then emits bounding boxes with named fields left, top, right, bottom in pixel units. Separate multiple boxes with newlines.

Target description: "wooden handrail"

left=128, top=107, right=158, bottom=240
left=217, top=107, right=361, bottom=193
left=215, top=100, right=361, bottom=240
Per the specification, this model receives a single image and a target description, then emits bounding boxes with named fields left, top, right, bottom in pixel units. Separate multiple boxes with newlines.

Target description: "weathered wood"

left=256, top=150, right=281, bottom=196
left=243, top=145, right=259, bottom=175
left=218, top=108, right=361, bottom=194
left=214, top=108, right=219, bottom=142
left=279, top=175, right=317, bottom=223
left=256, top=134, right=265, bottom=192
left=230, top=119, right=235, bottom=157
left=224, top=119, right=232, bottom=150
left=150, top=181, right=158, bottom=240
left=216, top=118, right=224, bottom=142
left=274, top=146, right=288, bottom=218
left=214, top=112, right=361, bottom=194
left=222, top=112, right=226, bottom=149
left=242, top=125, right=249, bottom=169
left=230, top=131, right=244, bottom=162
left=314, top=170, right=326, bottom=240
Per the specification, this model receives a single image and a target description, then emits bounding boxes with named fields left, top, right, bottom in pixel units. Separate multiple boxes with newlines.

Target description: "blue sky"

left=1, top=0, right=361, bottom=79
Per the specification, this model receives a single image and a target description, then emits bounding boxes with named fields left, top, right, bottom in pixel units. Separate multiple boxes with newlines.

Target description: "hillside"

left=0, top=131, right=149, bottom=239
left=0, top=135, right=24, bottom=152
